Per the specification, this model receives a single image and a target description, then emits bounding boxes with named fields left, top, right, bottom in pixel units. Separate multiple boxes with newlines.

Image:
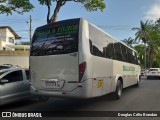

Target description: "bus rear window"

left=31, top=19, right=80, bottom=56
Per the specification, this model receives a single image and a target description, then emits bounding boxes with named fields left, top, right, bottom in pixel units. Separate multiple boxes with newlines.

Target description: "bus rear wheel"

left=135, top=77, right=140, bottom=87
left=114, top=80, right=122, bottom=99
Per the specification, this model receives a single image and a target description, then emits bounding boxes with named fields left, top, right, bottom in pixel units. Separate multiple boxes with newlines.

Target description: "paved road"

left=1, top=77, right=160, bottom=119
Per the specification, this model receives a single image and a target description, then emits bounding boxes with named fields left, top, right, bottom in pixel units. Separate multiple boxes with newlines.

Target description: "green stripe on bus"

left=123, top=65, right=135, bottom=71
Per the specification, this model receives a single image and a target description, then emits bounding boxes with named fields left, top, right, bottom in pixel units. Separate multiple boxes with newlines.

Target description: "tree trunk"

left=149, top=45, right=154, bottom=68
left=148, top=45, right=150, bottom=68
left=144, top=43, right=146, bottom=69
left=46, top=0, right=51, bottom=24
left=49, top=0, right=62, bottom=23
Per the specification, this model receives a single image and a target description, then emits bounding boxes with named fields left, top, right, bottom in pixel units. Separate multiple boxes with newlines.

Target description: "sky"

left=1, top=0, right=160, bottom=43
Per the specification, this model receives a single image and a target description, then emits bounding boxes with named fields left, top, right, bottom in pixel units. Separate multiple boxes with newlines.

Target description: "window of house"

left=9, top=37, right=14, bottom=44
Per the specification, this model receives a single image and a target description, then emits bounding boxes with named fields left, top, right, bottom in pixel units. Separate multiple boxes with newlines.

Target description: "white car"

left=146, top=68, right=160, bottom=80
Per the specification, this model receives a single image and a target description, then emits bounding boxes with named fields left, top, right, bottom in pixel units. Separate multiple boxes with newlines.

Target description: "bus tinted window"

left=127, top=48, right=133, bottom=63
left=114, top=42, right=122, bottom=61
left=132, top=51, right=138, bottom=64
left=89, top=23, right=139, bottom=65
left=31, top=19, right=80, bottom=56
left=89, top=24, right=115, bottom=58
left=104, top=43, right=115, bottom=59
left=135, top=53, right=139, bottom=64
left=121, top=44, right=127, bottom=62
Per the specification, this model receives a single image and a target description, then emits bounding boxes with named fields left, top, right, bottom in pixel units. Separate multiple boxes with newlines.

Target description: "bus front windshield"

left=30, top=19, right=79, bottom=56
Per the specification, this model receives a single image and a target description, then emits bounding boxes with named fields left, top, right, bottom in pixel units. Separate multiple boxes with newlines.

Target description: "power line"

left=98, top=25, right=135, bottom=31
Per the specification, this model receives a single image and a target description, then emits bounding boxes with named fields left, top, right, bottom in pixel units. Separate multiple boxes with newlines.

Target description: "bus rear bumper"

left=30, top=85, right=91, bottom=99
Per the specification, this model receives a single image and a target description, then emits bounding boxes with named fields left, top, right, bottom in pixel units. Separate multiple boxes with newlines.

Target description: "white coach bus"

left=30, top=18, right=141, bottom=99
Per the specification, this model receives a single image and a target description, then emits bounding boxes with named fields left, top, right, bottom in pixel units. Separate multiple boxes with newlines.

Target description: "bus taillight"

left=79, top=62, right=86, bottom=82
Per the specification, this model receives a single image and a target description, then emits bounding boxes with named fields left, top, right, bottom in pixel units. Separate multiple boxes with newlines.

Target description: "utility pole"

left=29, top=15, right=32, bottom=42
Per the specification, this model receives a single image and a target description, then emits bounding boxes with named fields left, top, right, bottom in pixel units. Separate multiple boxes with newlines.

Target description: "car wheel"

left=114, top=80, right=122, bottom=99
left=38, top=96, right=50, bottom=102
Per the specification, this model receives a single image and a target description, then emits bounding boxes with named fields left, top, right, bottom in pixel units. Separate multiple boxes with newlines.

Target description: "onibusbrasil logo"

left=1, top=112, right=42, bottom=118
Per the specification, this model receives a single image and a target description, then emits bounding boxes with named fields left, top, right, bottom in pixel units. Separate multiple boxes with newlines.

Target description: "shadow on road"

left=0, top=98, right=41, bottom=111
left=0, top=82, right=145, bottom=111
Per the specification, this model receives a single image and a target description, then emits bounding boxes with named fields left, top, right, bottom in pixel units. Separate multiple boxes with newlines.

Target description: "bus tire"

left=135, top=80, right=140, bottom=87
left=114, top=80, right=122, bottom=99
left=135, top=77, right=140, bottom=87
left=38, top=96, right=50, bottom=102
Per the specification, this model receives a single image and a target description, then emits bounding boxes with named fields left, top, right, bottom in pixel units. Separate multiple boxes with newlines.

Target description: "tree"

left=133, top=19, right=160, bottom=68
left=147, top=20, right=160, bottom=67
left=15, top=41, right=30, bottom=45
left=132, top=21, right=151, bottom=68
left=154, top=18, right=160, bottom=45
left=151, top=19, right=160, bottom=67
left=132, top=20, right=151, bottom=44
left=134, top=44, right=145, bottom=67
left=152, top=47, right=160, bottom=67
left=122, top=37, right=136, bottom=47
left=20, top=41, right=30, bottom=45
left=38, top=0, right=106, bottom=23
left=0, top=0, right=34, bottom=15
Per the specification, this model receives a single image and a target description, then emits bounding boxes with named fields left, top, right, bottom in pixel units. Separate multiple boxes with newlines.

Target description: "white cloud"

left=144, top=1, right=160, bottom=21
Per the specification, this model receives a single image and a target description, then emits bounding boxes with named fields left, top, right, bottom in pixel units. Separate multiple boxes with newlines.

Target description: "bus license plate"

left=45, top=81, right=59, bottom=87
left=43, top=79, right=61, bottom=88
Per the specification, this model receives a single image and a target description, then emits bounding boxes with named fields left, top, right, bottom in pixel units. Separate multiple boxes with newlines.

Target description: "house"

left=0, top=26, right=21, bottom=50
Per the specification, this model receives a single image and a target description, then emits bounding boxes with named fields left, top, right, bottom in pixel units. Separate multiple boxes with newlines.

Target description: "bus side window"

left=137, top=55, right=141, bottom=65
left=89, top=39, right=93, bottom=54
left=127, top=48, right=133, bottom=64
left=89, top=39, right=105, bottom=58
left=121, top=44, right=127, bottom=62
left=134, top=52, right=139, bottom=65
left=114, top=42, right=123, bottom=61
left=105, top=43, right=115, bottom=59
